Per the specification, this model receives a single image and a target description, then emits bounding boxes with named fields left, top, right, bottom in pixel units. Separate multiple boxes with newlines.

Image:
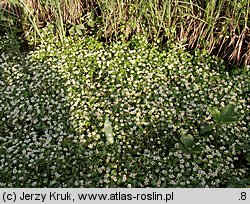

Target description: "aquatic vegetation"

left=0, top=33, right=249, bottom=187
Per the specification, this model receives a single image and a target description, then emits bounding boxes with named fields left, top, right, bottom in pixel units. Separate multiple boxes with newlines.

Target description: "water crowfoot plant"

left=0, top=33, right=249, bottom=187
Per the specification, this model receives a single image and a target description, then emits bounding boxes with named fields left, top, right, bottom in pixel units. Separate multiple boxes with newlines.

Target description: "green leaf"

left=151, top=178, right=157, bottom=186
left=181, top=134, right=195, bottom=149
left=220, top=104, right=238, bottom=123
left=76, top=24, right=85, bottom=30
left=246, top=153, right=250, bottom=163
left=62, top=138, right=69, bottom=148
left=192, top=145, right=203, bottom=153
left=200, top=125, right=213, bottom=134
left=221, top=104, right=238, bottom=124
left=87, top=20, right=95, bottom=27
left=221, top=104, right=234, bottom=118
left=222, top=117, right=238, bottom=124
left=208, top=106, right=221, bottom=122
left=9, top=0, right=19, bottom=4
left=178, top=143, right=187, bottom=152
left=68, top=26, right=75, bottom=35
left=0, top=16, right=8, bottom=21
left=76, top=28, right=83, bottom=35
left=104, top=116, right=114, bottom=144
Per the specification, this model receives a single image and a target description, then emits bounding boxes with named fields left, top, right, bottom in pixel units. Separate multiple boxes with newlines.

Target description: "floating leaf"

left=181, top=134, right=195, bottom=149
left=246, top=153, right=250, bottom=163
left=62, top=138, right=70, bottom=148
left=200, top=125, right=213, bottom=134
left=222, top=117, right=238, bottom=124
left=104, top=116, right=114, bottom=144
left=192, top=145, right=203, bottom=153
left=178, top=143, right=187, bottom=152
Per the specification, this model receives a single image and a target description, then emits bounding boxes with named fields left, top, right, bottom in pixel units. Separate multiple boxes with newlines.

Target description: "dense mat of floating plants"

left=0, top=33, right=249, bottom=187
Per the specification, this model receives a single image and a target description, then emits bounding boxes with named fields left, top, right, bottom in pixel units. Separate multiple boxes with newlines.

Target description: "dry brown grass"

left=1, top=0, right=249, bottom=66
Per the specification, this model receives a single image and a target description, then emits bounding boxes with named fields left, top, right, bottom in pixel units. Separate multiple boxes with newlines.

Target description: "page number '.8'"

left=239, top=192, right=246, bottom=201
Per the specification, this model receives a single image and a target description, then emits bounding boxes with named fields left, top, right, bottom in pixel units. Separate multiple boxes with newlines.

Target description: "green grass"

left=0, top=32, right=249, bottom=187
